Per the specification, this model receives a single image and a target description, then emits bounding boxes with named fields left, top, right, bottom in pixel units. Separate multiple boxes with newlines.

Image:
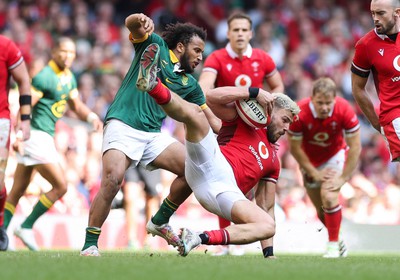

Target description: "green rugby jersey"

left=31, top=60, right=78, bottom=136
left=105, top=33, right=206, bottom=132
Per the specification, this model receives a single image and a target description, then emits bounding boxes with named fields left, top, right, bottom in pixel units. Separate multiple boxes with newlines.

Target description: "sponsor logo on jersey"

left=309, top=132, right=331, bottom=147
left=235, top=74, right=252, bottom=87
left=249, top=145, right=263, bottom=171
left=258, top=141, right=269, bottom=159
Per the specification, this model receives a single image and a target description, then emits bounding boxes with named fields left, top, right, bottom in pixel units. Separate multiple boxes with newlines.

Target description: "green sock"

left=21, top=194, right=53, bottom=229
left=152, top=198, right=178, bottom=225
left=82, top=227, right=101, bottom=250
left=3, top=202, right=15, bottom=230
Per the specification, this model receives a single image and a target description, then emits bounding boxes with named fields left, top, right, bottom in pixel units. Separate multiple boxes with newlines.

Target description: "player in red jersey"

left=351, top=0, right=400, bottom=162
left=199, top=12, right=283, bottom=92
left=136, top=43, right=300, bottom=257
left=288, top=77, right=361, bottom=258
left=198, top=12, right=284, bottom=257
left=0, top=35, right=31, bottom=251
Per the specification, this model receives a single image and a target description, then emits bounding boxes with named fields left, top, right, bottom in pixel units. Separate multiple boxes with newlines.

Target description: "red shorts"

left=381, top=117, right=400, bottom=162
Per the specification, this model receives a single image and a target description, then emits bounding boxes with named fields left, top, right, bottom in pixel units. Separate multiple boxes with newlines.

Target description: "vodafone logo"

left=258, top=141, right=269, bottom=159
left=393, top=55, right=400, bottom=72
left=235, top=74, right=252, bottom=87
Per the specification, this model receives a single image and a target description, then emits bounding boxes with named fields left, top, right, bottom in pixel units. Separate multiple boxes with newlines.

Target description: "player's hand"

left=91, top=118, right=103, bottom=132
left=256, top=89, right=274, bottom=117
left=324, top=176, right=345, bottom=192
left=138, top=14, right=155, bottom=36
left=18, top=119, right=31, bottom=141
left=12, top=135, right=24, bottom=156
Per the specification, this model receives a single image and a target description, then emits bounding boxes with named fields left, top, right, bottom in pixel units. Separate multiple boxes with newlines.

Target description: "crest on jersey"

left=235, top=74, right=252, bottom=87
left=258, top=141, right=269, bottom=159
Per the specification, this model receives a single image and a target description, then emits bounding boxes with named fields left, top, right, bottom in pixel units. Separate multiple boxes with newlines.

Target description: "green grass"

left=0, top=251, right=399, bottom=280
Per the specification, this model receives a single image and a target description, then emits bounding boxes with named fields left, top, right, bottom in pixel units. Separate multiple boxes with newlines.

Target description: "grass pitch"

left=0, top=250, right=399, bottom=280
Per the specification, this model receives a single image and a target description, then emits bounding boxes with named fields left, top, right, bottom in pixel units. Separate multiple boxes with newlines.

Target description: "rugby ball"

left=235, top=99, right=269, bottom=128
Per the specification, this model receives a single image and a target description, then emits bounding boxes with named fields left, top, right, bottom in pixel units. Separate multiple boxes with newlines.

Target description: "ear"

left=176, top=42, right=185, bottom=54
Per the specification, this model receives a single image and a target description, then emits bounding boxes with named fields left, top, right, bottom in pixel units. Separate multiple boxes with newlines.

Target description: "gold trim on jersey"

left=200, top=103, right=208, bottom=110
left=169, top=50, right=179, bottom=64
left=129, top=32, right=149, bottom=44
left=31, top=86, right=44, bottom=98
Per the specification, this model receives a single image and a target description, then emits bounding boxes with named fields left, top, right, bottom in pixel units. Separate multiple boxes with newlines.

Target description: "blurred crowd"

left=2, top=0, right=400, bottom=231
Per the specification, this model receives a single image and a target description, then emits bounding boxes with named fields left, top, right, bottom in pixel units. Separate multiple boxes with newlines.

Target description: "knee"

left=101, top=171, right=123, bottom=199
left=260, top=218, right=276, bottom=239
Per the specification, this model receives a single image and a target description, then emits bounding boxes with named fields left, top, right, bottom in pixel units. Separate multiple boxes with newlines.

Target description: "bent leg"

left=89, top=149, right=130, bottom=227
left=227, top=200, right=275, bottom=244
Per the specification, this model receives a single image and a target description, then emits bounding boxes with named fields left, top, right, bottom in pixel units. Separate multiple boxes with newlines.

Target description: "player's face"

left=311, top=91, right=335, bottom=119
left=52, top=41, right=76, bottom=70
left=227, top=18, right=252, bottom=53
left=180, top=35, right=205, bottom=73
left=267, top=109, right=294, bottom=143
left=370, top=0, right=400, bottom=35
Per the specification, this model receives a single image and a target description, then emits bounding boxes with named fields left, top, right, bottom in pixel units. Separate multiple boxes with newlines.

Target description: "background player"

left=351, top=0, right=400, bottom=162
left=3, top=37, right=102, bottom=251
left=288, top=77, right=361, bottom=258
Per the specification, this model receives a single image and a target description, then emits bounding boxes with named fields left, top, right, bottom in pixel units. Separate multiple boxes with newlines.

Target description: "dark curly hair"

left=162, top=22, right=207, bottom=49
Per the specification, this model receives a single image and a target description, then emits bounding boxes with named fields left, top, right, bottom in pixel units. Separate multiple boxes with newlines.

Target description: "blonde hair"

left=312, top=77, right=336, bottom=97
left=272, top=92, right=300, bottom=116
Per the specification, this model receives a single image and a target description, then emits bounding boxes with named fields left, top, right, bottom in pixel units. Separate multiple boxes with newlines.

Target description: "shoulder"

left=355, top=29, right=379, bottom=48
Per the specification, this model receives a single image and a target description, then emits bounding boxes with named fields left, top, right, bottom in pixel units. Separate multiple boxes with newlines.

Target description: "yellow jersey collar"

left=48, top=60, right=64, bottom=74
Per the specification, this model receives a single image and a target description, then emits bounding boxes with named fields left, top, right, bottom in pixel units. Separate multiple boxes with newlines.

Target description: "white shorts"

left=102, top=119, right=177, bottom=170
left=17, top=130, right=60, bottom=166
left=0, top=118, right=11, bottom=149
left=185, top=128, right=247, bottom=221
left=303, top=148, right=345, bottom=189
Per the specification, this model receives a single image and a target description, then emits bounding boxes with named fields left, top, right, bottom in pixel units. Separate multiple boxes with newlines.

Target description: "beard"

left=377, top=19, right=396, bottom=35
left=180, top=51, right=194, bottom=74
left=266, top=123, right=278, bottom=144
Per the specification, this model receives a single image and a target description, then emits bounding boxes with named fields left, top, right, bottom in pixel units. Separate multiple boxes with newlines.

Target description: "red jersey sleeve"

left=6, top=39, right=23, bottom=70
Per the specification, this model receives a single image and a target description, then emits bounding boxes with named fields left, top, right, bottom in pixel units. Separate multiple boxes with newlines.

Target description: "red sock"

left=148, top=78, right=171, bottom=105
left=218, top=217, right=231, bottom=229
left=323, top=205, right=342, bottom=242
left=0, top=187, right=7, bottom=227
left=204, top=229, right=230, bottom=245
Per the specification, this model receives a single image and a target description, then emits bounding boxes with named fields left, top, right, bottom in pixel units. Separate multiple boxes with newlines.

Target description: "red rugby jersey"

left=352, top=29, right=400, bottom=125
left=0, top=35, right=24, bottom=119
left=288, top=97, right=360, bottom=167
left=202, top=43, right=277, bottom=88
left=218, top=117, right=280, bottom=195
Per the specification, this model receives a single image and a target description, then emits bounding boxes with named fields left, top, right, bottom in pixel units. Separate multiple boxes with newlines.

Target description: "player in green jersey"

left=3, top=37, right=102, bottom=251
left=80, top=13, right=220, bottom=256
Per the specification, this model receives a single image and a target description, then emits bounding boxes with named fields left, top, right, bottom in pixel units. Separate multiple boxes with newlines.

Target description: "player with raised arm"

left=80, top=13, right=220, bottom=256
